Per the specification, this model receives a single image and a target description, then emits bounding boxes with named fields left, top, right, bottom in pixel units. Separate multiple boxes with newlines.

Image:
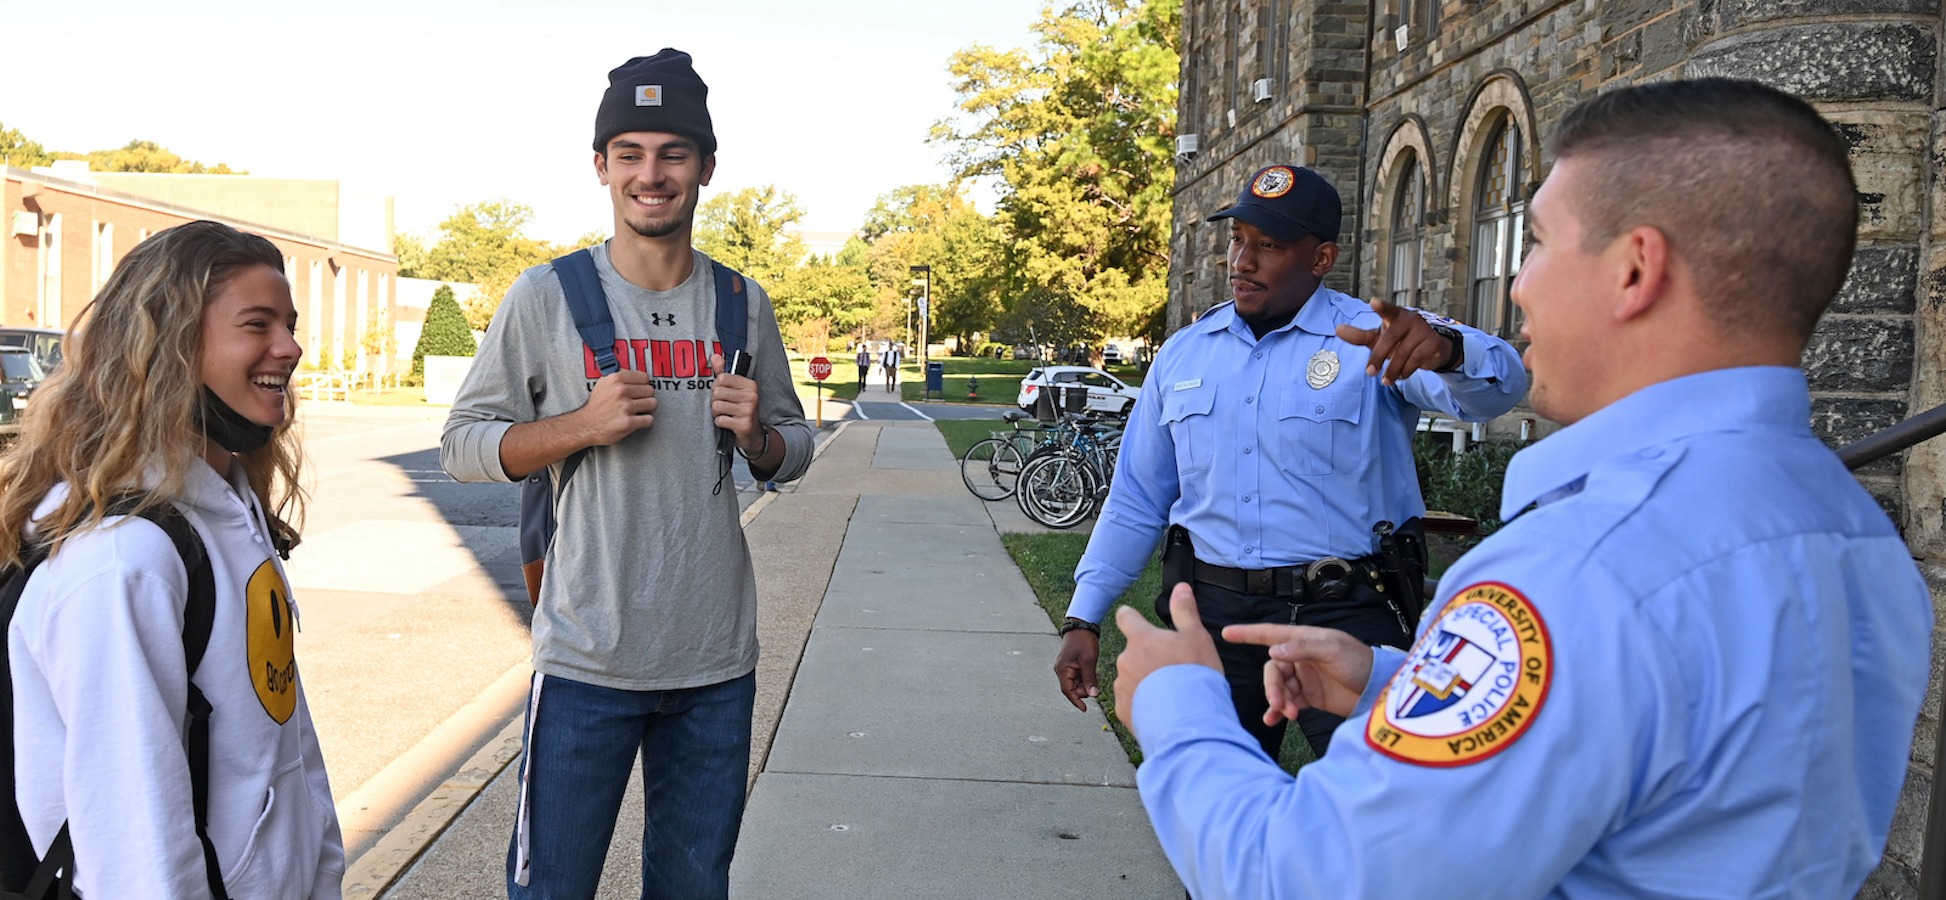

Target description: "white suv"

left=1016, top=366, right=1139, bottom=416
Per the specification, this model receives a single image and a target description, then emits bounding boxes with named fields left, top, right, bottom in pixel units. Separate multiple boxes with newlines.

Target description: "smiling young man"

left=1112, top=79, right=1932, bottom=898
left=1052, top=164, right=1527, bottom=762
left=441, top=49, right=811, bottom=900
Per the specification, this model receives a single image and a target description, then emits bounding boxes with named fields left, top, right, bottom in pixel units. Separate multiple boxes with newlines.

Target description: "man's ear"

left=594, top=151, right=610, bottom=186
left=1612, top=225, right=1671, bottom=323
left=1313, top=240, right=1340, bottom=277
left=701, top=154, right=716, bottom=187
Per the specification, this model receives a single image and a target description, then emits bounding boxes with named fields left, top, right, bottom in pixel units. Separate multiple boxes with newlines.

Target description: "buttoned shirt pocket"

left=1276, top=381, right=1364, bottom=476
left=1161, top=384, right=1217, bottom=476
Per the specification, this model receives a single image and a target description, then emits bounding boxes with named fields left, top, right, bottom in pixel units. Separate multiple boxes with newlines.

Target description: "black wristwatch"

left=1058, top=617, right=1101, bottom=637
left=1430, top=323, right=1465, bottom=373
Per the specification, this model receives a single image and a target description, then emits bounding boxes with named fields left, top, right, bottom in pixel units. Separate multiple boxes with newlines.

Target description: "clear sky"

left=0, top=0, right=1048, bottom=246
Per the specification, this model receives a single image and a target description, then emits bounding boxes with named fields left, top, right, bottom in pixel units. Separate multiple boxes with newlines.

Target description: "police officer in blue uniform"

left=1111, top=79, right=1933, bottom=898
left=1053, top=164, right=1528, bottom=759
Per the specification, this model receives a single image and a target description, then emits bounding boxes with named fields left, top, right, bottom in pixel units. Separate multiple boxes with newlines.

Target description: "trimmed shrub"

left=412, top=284, right=476, bottom=377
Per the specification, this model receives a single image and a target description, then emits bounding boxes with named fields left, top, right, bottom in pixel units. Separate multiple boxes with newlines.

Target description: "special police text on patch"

left=1367, top=581, right=1552, bottom=766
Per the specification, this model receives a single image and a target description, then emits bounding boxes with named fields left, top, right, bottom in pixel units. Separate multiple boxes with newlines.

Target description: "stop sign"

left=808, top=356, right=833, bottom=381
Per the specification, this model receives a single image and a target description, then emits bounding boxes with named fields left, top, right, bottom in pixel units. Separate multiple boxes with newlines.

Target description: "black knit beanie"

left=592, top=49, right=716, bottom=156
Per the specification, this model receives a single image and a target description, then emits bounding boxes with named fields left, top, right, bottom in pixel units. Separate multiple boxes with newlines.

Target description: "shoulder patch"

left=1366, top=581, right=1552, bottom=767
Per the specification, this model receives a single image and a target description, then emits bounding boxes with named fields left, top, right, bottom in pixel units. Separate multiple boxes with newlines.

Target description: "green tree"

left=934, top=0, right=1180, bottom=344
left=416, top=200, right=557, bottom=329
left=0, top=122, right=52, bottom=168
left=84, top=139, right=243, bottom=174
left=856, top=183, right=1008, bottom=351
left=412, top=285, right=476, bottom=377
left=773, top=254, right=875, bottom=353
left=694, top=186, right=808, bottom=287
left=393, top=233, right=430, bottom=279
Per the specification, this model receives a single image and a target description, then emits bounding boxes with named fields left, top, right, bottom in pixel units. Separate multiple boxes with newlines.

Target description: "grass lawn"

left=996, top=530, right=1317, bottom=773
left=936, top=418, right=1041, bottom=458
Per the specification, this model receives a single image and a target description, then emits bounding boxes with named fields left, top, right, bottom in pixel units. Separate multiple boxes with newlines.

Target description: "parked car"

left=1016, top=365, right=1138, bottom=416
left=0, top=347, right=47, bottom=428
left=1102, top=344, right=1127, bottom=366
left=0, top=327, right=66, bottom=375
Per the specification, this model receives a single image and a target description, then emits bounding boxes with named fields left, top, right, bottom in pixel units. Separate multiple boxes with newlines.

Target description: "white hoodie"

left=8, top=460, right=344, bottom=899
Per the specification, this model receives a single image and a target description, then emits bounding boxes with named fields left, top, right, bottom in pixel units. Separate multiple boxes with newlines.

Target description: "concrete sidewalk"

left=360, top=420, right=1178, bottom=898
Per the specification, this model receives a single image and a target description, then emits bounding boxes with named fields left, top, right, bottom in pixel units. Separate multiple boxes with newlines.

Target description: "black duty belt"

left=1191, top=556, right=1365, bottom=599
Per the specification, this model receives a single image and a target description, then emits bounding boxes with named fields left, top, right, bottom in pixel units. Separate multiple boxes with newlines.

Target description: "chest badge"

left=1306, top=349, right=1341, bottom=390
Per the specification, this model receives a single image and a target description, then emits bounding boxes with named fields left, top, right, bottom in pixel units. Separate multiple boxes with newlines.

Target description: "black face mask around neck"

left=197, top=386, right=274, bottom=453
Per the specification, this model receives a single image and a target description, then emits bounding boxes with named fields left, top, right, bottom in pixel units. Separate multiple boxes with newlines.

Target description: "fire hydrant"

left=966, top=375, right=980, bottom=400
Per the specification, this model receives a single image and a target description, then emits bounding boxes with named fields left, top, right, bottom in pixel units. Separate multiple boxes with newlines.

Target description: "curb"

left=337, top=418, right=857, bottom=896
left=341, top=716, right=525, bottom=899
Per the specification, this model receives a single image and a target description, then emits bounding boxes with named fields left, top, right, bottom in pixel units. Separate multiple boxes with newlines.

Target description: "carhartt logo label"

left=636, top=85, right=663, bottom=107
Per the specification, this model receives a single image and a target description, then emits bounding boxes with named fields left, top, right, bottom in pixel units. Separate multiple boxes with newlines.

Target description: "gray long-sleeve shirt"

left=441, top=245, right=810, bottom=691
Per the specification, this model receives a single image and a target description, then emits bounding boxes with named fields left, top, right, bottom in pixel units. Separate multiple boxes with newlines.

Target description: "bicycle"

left=1015, top=413, right=1122, bottom=528
left=960, top=411, right=1043, bottom=501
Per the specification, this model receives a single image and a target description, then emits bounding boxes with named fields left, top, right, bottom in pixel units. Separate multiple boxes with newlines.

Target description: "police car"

left=1015, top=366, right=1138, bottom=416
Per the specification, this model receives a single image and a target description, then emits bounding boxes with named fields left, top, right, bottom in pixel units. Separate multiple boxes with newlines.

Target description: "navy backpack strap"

left=552, top=249, right=619, bottom=377
left=549, top=249, right=622, bottom=489
left=709, top=262, right=750, bottom=468
left=711, top=261, right=748, bottom=360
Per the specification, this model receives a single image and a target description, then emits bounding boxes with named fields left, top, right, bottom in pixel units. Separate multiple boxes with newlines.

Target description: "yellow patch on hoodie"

left=245, top=560, right=297, bottom=724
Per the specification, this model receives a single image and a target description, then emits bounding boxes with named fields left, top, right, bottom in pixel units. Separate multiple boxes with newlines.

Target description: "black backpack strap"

left=118, top=501, right=229, bottom=900
left=5, top=500, right=226, bottom=899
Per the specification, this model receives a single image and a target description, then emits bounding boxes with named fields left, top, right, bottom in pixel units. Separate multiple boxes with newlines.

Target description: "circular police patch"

left=1366, top=581, right=1552, bottom=767
left=1252, top=166, right=1296, bottom=199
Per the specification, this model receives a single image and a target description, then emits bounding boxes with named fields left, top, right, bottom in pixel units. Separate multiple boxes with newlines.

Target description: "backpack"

left=0, top=499, right=229, bottom=900
left=517, top=250, right=749, bottom=604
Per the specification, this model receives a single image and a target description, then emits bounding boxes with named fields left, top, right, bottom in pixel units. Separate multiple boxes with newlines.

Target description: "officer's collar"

left=1202, top=286, right=1362, bottom=341
left=1499, top=366, right=1811, bottom=520
left=1293, top=286, right=1370, bottom=337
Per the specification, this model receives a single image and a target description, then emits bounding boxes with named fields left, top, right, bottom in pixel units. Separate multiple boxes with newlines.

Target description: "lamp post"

left=909, top=264, right=931, bottom=366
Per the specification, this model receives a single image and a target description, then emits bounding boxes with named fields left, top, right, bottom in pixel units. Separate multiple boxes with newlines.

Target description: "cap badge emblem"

left=1307, top=348, right=1340, bottom=389
left=1253, top=166, right=1296, bottom=199
left=636, top=85, right=663, bottom=107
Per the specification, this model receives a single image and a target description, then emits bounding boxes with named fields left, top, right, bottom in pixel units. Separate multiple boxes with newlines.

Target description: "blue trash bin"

left=924, top=361, right=944, bottom=398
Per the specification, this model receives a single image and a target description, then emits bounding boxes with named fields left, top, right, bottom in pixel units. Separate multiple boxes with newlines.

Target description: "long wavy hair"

left=0, top=220, right=306, bottom=564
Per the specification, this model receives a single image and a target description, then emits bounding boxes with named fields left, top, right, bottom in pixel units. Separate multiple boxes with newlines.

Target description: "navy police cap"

left=1206, top=164, right=1342, bottom=243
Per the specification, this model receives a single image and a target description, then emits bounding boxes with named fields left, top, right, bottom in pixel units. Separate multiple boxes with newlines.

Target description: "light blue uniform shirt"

left=1066, top=288, right=1527, bottom=623
left=1131, top=367, right=1932, bottom=898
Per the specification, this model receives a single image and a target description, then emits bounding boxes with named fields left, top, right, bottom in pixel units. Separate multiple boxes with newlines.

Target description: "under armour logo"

left=651, top=312, right=678, bottom=327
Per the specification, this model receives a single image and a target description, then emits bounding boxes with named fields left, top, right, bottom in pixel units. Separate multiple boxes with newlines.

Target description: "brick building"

left=0, top=164, right=401, bottom=380
left=1170, top=0, right=1942, bottom=893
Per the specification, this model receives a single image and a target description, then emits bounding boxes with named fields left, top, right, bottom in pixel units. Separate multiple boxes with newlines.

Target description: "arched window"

left=1469, top=119, right=1525, bottom=338
left=1389, top=155, right=1426, bottom=308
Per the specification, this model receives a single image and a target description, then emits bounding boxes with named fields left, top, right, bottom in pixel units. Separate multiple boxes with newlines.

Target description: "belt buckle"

left=1305, top=557, right=1351, bottom=585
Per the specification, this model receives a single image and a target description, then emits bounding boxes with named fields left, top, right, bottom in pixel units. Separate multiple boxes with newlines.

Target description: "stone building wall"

left=1170, top=0, right=1944, bottom=893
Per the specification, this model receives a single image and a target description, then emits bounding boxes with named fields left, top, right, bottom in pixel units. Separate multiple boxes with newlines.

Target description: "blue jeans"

left=507, top=671, right=755, bottom=900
